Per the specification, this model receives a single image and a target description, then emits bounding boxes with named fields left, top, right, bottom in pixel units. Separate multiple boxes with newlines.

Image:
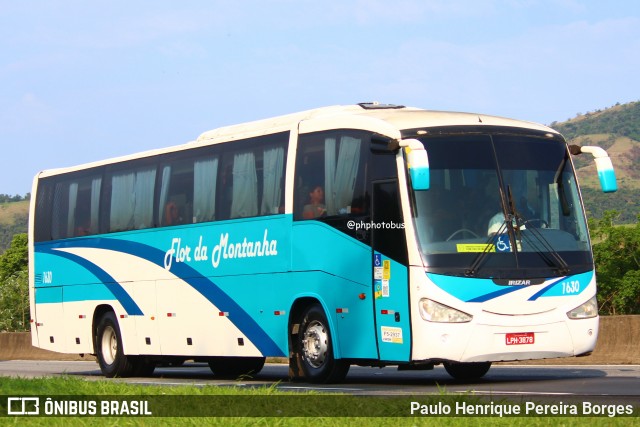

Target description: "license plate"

left=506, top=332, right=535, bottom=345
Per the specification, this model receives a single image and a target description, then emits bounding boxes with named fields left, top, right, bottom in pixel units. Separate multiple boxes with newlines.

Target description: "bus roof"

left=35, top=103, right=558, bottom=179
left=196, top=103, right=558, bottom=143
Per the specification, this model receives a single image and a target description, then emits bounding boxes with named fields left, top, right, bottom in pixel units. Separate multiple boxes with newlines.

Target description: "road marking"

left=279, top=386, right=363, bottom=392
left=464, top=391, right=574, bottom=396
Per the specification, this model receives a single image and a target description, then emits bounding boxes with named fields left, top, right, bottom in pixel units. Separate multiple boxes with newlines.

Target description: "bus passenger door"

left=371, top=180, right=411, bottom=362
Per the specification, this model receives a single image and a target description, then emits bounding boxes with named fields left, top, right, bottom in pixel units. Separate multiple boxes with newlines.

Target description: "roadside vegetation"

left=589, top=212, right=640, bottom=314
left=0, top=233, right=28, bottom=331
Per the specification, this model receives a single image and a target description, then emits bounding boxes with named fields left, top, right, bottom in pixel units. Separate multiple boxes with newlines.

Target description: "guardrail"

left=1, top=315, right=638, bottom=364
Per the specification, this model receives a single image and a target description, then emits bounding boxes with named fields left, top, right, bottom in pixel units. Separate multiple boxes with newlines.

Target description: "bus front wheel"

left=296, top=304, right=349, bottom=383
left=95, top=311, right=139, bottom=377
left=443, top=361, right=491, bottom=380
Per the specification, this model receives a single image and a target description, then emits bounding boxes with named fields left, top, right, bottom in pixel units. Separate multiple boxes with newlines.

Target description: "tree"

left=590, top=211, right=640, bottom=314
left=0, top=233, right=27, bottom=282
left=0, top=233, right=29, bottom=331
left=0, top=270, right=28, bottom=332
left=0, top=193, right=29, bottom=203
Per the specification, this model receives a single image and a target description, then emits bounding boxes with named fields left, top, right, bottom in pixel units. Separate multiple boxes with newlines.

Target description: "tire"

left=296, top=304, right=349, bottom=383
left=95, top=311, right=138, bottom=377
left=443, top=361, right=491, bottom=380
left=208, top=356, right=266, bottom=378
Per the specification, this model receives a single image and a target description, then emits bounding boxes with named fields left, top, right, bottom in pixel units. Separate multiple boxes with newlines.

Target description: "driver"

left=487, top=213, right=505, bottom=236
left=487, top=212, right=528, bottom=236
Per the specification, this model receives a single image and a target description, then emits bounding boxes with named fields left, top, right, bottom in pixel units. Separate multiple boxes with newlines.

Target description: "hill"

left=552, top=101, right=640, bottom=223
left=0, top=200, right=28, bottom=254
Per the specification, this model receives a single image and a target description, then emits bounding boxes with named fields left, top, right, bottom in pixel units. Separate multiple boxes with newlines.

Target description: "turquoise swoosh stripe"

left=37, top=247, right=144, bottom=315
left=39, top=238, right=285, bottom=357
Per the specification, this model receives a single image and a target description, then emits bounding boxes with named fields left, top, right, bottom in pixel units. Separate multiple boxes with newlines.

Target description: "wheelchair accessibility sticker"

left=494, top=234, right=512, bottom=252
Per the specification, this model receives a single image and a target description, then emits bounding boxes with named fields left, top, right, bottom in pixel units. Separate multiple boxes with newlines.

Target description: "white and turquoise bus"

left=29, top=103, right=617, bottom=382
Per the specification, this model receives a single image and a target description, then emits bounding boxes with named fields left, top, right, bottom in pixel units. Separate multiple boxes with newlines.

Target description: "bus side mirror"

left=399, top=139, right=430, bottom=190
left=570, top=145, right=618, bottom=193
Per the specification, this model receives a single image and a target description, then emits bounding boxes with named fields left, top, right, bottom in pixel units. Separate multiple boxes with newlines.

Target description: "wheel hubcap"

left=301, top=320, right=328, bottom=368
left=101, top=325, right=117, bottom=365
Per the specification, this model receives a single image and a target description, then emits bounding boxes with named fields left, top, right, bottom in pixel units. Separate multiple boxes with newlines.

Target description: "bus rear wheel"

left=296, top=304, right=349, bottom=383
left=443, top=361, right=491, bottom=380
left=95, top=311, right=153, bottom=377
left=208, top=357, right=266, bottom=378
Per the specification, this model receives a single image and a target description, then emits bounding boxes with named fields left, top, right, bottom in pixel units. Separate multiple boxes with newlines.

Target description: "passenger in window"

left=74, top=205, right=91, bottom=236
left=165, top=201, right=183, bottom=226
left=303, top=185, right=326, bottom=219
left=75, top=222, right=91, bottom=236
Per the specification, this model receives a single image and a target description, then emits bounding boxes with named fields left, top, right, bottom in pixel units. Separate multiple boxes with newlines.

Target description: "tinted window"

left=217, top=134, right=287, bottom=220
left=295, top=130, right=369, bottom=218
left=34, top=132, right=289, bottom=241
left=49, top=174, right=103, bottom=239
left=104, top=165, right=157, bottom=232
left=294, top=130, right=370, bottom=238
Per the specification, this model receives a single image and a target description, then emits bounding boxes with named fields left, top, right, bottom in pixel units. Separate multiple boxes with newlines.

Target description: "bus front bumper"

left=412, top=316, right=599, bottom=363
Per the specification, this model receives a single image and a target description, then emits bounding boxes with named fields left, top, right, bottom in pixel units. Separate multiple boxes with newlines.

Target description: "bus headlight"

left=567, top=295, right=598, bottom=319
left=419, top=298, right=472, bottom=323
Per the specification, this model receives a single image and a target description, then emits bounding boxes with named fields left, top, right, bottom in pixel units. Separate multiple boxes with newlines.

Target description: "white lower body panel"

left=412, top=316, right=598, bottom=363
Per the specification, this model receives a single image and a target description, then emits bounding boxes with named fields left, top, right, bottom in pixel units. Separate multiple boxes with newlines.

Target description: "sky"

left=1, top=0, right=639, bottom=196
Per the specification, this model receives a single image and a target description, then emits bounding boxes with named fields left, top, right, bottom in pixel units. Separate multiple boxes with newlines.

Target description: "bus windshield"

left=410, top=132, right=592, bottom=279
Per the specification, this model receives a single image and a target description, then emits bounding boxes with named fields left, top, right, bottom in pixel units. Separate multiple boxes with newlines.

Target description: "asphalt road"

left=1, top=360, right=639, bottom=405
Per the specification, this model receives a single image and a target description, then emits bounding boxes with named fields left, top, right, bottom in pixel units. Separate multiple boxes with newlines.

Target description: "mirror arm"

left=570, top=145, right=617, bottom=193
left=398, top=138, right=430, bottom=191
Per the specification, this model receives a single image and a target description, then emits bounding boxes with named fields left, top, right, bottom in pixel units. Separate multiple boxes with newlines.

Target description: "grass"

left=0, top=376, right=637, bottom=426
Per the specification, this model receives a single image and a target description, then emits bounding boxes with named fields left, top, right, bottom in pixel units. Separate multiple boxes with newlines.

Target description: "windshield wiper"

left=517, top=217, right=570, bottom=275
left=465, top=185, right=517, bottom=277
left=506, top=186, right=570, bottom=276
left=465, top=185, right=571, bottom=277
left=464, top=219, right=508, bottom=276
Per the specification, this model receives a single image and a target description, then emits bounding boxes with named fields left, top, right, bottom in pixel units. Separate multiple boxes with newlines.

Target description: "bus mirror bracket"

left=569, top=145, right=618, bottom=193
left=398, top=138, right=430, bottom=190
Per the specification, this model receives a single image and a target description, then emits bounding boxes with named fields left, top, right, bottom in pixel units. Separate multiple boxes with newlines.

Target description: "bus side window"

left=106, top=166, right=156, bottom=232
left=193, top=157, right=218, bottom=223
left=217, top=134, right=287, bottom=221
left=158, top=159, right=196, bottom=226
left=34, top=181, right=55, bottom=242
left=51, top=175, right=102, bottom=239
left=51, top=182, right=71, bottom=240
left=233, top=151, right=259, bottom=218
left=294, top=130, right=370, bottom=237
